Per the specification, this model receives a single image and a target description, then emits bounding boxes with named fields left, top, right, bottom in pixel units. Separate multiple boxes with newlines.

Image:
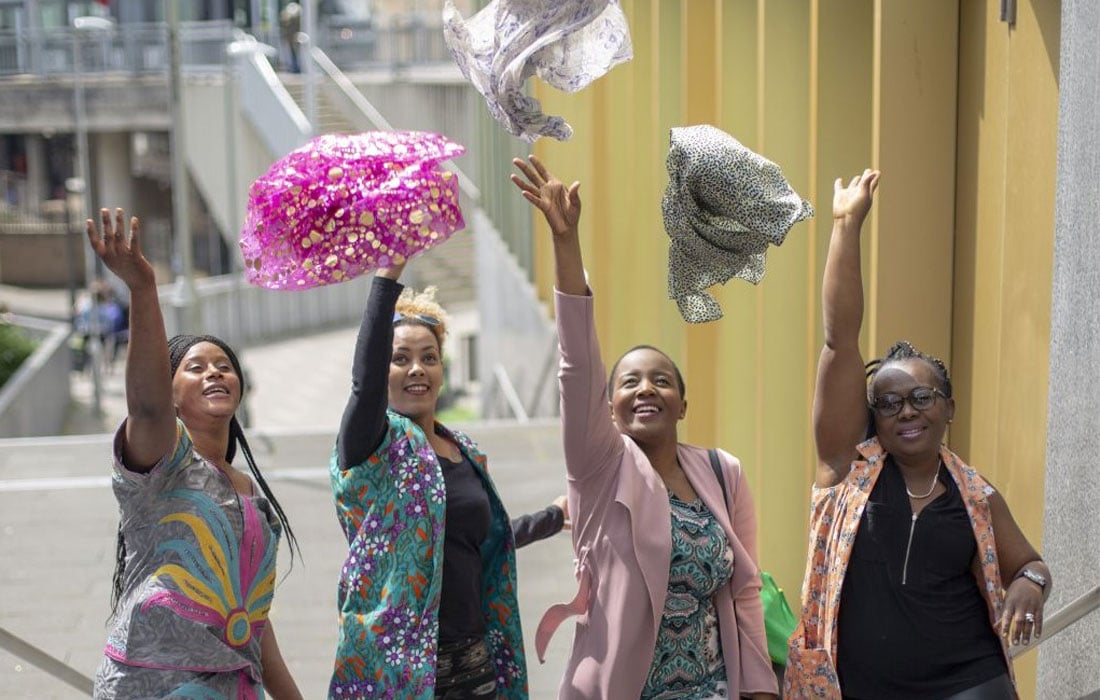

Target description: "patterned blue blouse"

left=641, top=494, right=736, bottom=700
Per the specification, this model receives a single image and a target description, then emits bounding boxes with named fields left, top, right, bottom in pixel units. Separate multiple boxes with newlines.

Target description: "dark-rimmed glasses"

left=870, top=386, right=947, bottom=417
left=393, top=311, right=440, bottom=326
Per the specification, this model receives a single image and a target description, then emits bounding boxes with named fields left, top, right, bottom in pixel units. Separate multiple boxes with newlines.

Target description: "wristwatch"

left=1016, top=567, right=1047, bottom=591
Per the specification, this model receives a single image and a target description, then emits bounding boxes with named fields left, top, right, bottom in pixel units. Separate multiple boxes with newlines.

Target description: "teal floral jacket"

left=328, top=410, right=528, bottom=699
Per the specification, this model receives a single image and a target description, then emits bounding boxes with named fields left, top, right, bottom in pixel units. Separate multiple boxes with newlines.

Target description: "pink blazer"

left=537, top=291, right=777, bottom=699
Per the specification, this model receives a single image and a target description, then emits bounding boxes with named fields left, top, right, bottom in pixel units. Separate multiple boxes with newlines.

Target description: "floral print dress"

left=641, top=494, right=736, bottom=700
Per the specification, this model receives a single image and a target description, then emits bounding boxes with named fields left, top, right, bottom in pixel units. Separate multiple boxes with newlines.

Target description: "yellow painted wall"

left=527, top=1, right=1058, bottom=695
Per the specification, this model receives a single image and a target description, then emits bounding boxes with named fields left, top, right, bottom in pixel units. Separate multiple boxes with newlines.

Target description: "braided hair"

left=110, top=334, right=299, bottom=613
left=863, top=340, right=952, bottom=438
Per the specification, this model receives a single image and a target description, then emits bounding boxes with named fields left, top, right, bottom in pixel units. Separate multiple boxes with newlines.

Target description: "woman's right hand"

left=375, top=258, right=407, bottom=281
left=86, top=208, right=155, bottom=290
left=832, top=169, right=880, bottom=226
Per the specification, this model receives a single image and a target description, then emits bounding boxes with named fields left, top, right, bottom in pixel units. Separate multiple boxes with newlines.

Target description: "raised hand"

left=86, top=208, right=155, bottom=290
left=375, top=258, right=407, bottom=282
left=510, top=155, right=581, bottom=236
left=832, top=169, right=880, bottom=226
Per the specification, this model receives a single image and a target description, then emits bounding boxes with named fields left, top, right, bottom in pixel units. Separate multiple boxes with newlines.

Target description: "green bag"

left=759, top=570, right=798, bottom=665
left=707, top=450, right=800, bottom=666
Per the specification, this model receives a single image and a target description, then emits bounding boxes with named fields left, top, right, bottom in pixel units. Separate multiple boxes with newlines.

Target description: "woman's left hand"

left=1000, top=576, right=1045, bottom=645
left=510, top=156, right=581, bottom=237
left=552, top=494, right=571, bottom=531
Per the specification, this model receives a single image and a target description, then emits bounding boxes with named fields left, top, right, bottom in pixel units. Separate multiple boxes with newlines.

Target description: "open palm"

left=510, top=155, right=581, bottom=236
left=86, top=208, right=155, bottom=289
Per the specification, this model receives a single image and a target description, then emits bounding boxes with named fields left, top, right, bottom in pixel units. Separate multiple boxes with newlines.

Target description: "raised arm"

left=813, top=170, right=880, bottom=487
left=510, top=156, right=584, bottom=296
left=336, top=263, right=405, bottom=469
left=87, top=208, right=176, bottom=471
left=511, top=157, right=624, bottom=489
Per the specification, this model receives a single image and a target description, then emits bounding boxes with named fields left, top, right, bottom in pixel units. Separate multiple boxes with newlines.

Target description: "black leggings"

left=939, top=674, right=1015, bottom=700
left=435, top=636, right=497, bottom=699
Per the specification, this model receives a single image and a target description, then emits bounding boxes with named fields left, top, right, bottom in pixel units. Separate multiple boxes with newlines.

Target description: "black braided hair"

left=607, top=344, right=687, bottom=399
left=863, top=340, right=953, bottom=438
left=110, top=334, right=299, bottom=614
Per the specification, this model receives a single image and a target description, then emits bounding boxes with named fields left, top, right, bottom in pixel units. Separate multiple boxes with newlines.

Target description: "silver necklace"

left=905, top=470, right=938, bottom=499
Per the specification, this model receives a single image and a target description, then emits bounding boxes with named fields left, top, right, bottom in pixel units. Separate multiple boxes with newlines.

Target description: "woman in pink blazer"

left=512, top=156, right=778, bottom=700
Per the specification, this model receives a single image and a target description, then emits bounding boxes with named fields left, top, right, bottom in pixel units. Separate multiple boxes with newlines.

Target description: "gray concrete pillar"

left=91, top=132, right=135, bottom=214
left=24, top=134, right=48, bottom=211
left=1036, top=1, right=1100, bottom=697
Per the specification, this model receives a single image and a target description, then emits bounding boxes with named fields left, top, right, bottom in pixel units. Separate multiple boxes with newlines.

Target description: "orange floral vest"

left=783, top=438, right=1013, bottom=699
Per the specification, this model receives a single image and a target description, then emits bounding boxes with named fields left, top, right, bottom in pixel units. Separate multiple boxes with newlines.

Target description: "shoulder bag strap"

left=708, top=448, right=729, bottom=509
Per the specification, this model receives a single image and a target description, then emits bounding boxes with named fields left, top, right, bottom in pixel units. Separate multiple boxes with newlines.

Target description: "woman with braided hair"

left=86, top=209, right=302, bottom=699
left=784, top=171, right=1050, bottom=699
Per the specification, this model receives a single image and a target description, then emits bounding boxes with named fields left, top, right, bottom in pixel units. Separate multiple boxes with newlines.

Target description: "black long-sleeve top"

left=336, top=276, right=563, bottom=641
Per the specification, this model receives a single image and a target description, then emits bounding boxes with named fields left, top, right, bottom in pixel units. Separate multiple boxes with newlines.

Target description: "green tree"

left=0, top=321, right=38, bottom=389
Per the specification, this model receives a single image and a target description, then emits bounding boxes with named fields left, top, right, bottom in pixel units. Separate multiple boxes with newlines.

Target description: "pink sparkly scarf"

left=241, top=131, right=466, bottom=290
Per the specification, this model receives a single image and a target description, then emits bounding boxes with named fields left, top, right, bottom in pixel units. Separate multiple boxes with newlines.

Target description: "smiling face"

left=172, top=341, right=241, bottom=424
left=870, top=358, right=955, bottom=463
left=608, top=347, right=686, bottom=448
left=388, top=323, right=444, bottom=427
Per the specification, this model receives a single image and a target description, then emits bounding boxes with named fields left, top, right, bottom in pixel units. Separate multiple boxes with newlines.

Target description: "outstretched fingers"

left=126, top=213, right=142, bottom=257
left=511, top=157, right=543, bottom=187
left=528, top=154, right=552, bottom=182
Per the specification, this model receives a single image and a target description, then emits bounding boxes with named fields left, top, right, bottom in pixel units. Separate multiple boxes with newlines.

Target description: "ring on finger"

left=1024, top=612, right=1036, bottom=623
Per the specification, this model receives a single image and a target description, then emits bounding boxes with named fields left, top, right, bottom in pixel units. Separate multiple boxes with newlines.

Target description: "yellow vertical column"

left=752, top=0, right=813, bottom=595
left=680, top=0, right=722, bottom=448
left=870, top=1, right=958, bottom=360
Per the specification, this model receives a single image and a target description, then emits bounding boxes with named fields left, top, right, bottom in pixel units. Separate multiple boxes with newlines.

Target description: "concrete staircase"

left=282, top=76, right=477, bottom=309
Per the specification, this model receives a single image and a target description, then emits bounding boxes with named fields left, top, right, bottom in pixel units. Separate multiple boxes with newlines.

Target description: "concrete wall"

left=474, top=210, right=558, bottom=420
left=1036, top=1, right=1100, bottom=697
left=0, top=315, right=72, bottom=438
left=0, top=223, right=85, bottom=287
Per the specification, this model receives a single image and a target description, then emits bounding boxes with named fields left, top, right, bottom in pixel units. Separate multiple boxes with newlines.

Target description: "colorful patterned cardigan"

left=328, top=410, right=528, bottom=699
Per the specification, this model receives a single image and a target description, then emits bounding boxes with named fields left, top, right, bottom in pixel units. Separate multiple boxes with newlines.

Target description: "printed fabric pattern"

left=442, top=0, right=633, bottom=142
left=329, top=410, right=528, bottom=699
left=663, top=124, right=814, bottom=323
left=641, top=496, right=735, bottom=700
left=783, top=438, right=1010, bottom=699
left=95, top=420, right=281, bottom=700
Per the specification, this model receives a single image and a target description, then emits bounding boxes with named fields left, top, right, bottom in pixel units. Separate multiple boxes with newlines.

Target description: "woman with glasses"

left=328, top=261, right=567, bottom=699
left=511, top=156, right=778, bottom=700
left=784, top=170, right=1050, bottom=699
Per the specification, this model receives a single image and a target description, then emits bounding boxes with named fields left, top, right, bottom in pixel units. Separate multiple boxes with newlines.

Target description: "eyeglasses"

left=393, top=311, right=440, bottom=326
left=870, top=386, right=947, bottom=417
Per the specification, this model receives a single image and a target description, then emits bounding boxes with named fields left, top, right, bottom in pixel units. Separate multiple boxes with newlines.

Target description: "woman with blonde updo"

left=327, top=262, right=566, bottom=699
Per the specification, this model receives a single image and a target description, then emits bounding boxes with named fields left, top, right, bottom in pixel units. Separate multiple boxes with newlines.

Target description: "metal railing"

left=316, top=14, right=453, bottom=72
left=0, top=20, right=235, bottom=77
left=0, top=16, right=454, bottom=78
left=0, top=626, right=92, bottom=696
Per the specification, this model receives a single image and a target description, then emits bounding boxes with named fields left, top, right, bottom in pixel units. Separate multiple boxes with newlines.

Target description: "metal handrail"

left=0, top=625, right=94, bottom=696
left=1009, top=583, right=1100, bottom=658
left=491, top=364, right=530, bottom=423
left=307, top=45, right=482, bottom=204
